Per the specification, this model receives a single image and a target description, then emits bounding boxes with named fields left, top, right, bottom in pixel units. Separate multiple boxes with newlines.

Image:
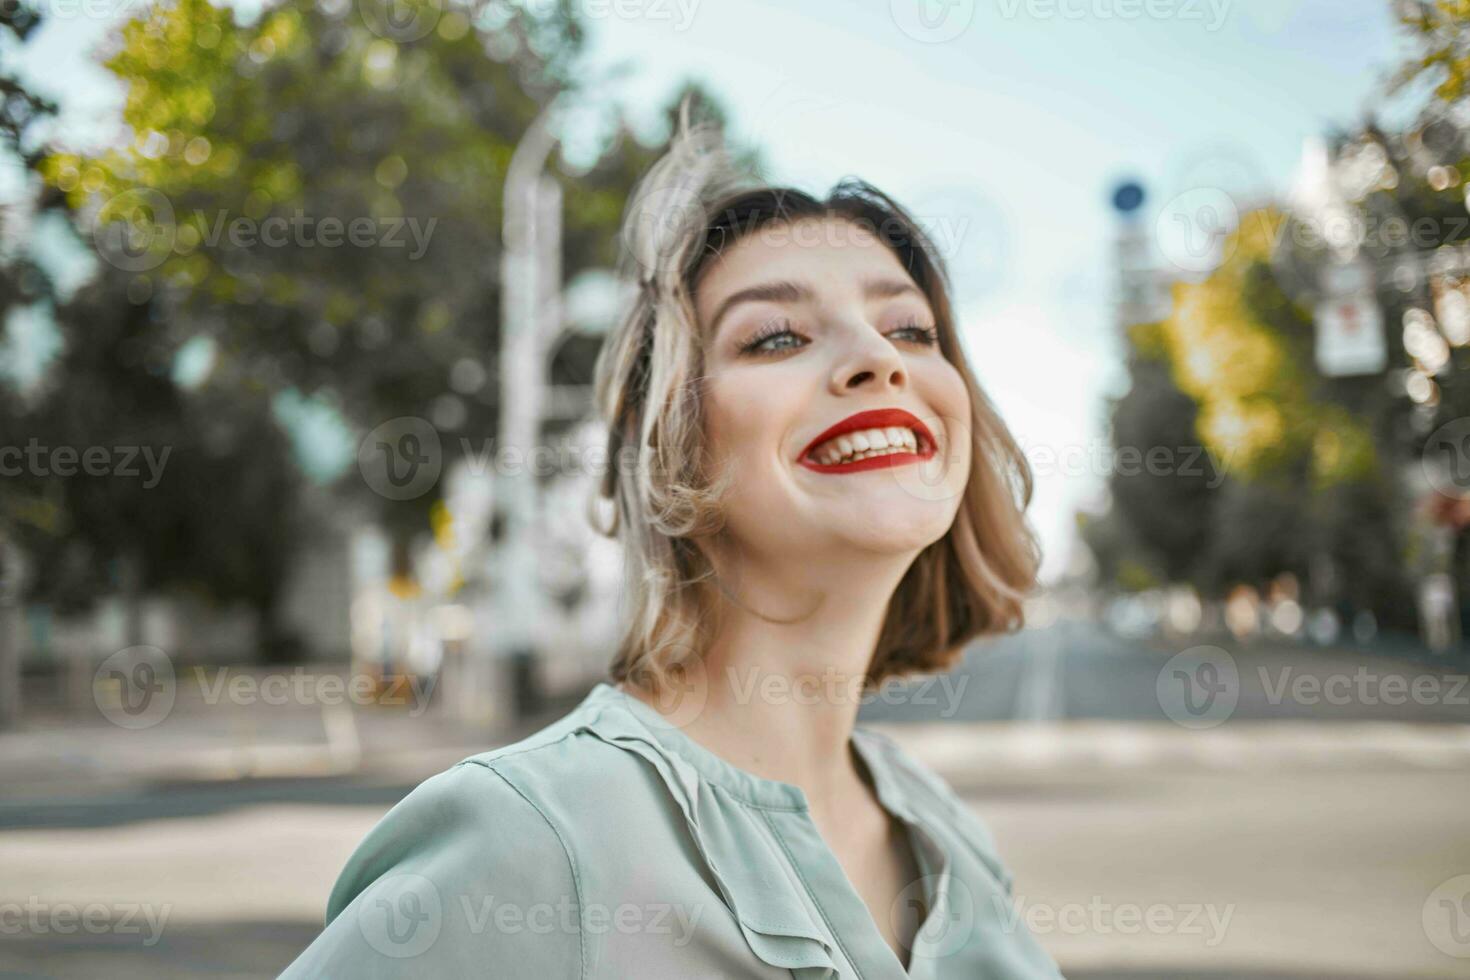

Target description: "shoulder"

left=279, top=759, right=587, bottom=978
left=282, top=722, right=670, bottom=979
left=324, top=759, right=579, bottom=922
left=855, top=725, right=1016, bottom=895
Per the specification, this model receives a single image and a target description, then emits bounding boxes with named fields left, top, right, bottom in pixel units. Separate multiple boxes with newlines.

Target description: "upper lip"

left=798, top=408, right=937, bottom=462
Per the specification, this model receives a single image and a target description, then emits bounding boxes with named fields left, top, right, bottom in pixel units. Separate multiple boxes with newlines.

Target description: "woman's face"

left=694, top=215, right=972, bottom=570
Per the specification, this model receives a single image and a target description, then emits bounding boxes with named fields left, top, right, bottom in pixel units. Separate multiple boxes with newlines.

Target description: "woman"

left=282, top=112, right=1062, bottom=978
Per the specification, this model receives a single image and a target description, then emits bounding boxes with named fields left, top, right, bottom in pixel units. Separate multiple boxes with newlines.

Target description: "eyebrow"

left=707, top=277, right=922, bottom=337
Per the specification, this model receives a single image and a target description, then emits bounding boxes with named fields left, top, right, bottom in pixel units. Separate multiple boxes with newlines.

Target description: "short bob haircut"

left=591, top=105, right=1040, bottom=697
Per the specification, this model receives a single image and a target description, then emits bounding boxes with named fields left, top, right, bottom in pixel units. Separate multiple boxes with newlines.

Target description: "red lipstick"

left=797, top=408, right=938, bottom=474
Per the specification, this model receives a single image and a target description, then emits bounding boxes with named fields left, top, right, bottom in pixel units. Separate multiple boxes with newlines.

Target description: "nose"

left=830, top=324, right=907, bottom=394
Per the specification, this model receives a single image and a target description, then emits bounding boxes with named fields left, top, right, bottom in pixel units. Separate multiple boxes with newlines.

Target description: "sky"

left=9, top=0, right=1414, bottom=582
left=569, top=0, right=1410, bottom=580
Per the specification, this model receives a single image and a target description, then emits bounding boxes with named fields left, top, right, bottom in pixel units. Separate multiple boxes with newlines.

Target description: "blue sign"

left=1112, top=181, right=1146, bottom=214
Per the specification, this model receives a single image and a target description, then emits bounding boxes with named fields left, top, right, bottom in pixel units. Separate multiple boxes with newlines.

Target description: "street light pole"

left=496, top=98, right=564, bottom=720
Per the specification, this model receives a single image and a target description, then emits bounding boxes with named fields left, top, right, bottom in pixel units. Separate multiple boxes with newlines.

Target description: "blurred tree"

left=1155, top=210, right=1379, bottom=488
left=1, top=4, right=307, bottom=663
left=1091, top=208, right=1416, bottom=627
left=1394, top=0, right=1470, bottom=102
left=1104, top=323, right=1220, bottom=585
left=0, top=0, right=55, bottom=724
left=42, top=0, right=748, bottom=583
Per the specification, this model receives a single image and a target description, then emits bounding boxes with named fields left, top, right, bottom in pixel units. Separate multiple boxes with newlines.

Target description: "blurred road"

left=2, top=620, right=1469, bottom=978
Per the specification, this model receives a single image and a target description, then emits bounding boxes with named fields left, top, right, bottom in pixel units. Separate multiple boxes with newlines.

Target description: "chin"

left=827, top=508, right=954, bottom=557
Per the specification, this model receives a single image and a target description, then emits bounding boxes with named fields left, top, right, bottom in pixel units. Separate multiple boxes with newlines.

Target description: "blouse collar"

left=579, top=681, right=917, bottom=821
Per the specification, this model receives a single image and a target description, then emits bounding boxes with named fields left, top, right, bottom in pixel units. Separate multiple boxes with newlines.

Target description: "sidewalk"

left=1, top=662, right=578, bottom=806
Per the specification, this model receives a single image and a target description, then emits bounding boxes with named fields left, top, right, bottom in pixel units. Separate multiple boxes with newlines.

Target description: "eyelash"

left=738, top=318, right=939, bottom=356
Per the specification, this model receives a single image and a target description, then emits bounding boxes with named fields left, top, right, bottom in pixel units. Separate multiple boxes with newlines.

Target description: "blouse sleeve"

left=278, top=761, right=585, bottom=979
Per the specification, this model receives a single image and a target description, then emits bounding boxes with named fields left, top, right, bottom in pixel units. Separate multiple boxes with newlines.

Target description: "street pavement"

left=2, top=620, right=1468, bottom=978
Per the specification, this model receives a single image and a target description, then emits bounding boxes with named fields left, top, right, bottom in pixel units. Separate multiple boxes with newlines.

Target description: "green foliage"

left=40, top=0, right=727, bottom=554
left=1393, top=0, right=1470, bottom=102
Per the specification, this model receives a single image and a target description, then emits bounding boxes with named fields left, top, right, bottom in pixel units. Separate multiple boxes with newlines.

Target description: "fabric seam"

left=759, top=806, right=866, bottom=980
left=461, top=759, right=588, bottom=980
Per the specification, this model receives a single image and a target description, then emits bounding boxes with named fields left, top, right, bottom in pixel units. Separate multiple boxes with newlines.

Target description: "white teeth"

left=809, top=426, right=923, bottom=466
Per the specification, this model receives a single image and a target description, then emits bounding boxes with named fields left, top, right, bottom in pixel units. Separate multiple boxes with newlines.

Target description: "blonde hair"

left=590, top=103, right=1040, bottom=696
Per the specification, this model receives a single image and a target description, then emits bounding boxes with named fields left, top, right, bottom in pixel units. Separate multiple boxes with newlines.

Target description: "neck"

left=659, top=543, right=915, bottom=810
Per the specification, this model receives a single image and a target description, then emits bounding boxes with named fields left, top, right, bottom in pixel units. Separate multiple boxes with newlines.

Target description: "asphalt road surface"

left=3, top=620, right=1468, bottom=978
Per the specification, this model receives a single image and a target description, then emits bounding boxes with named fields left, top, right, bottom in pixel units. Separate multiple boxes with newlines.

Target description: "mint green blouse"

left=280, top=681, right=1062, bottom=978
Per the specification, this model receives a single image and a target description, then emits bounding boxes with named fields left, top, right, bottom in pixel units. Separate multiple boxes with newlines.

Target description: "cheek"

left=925, top=361, right=973, bottom=443
left=703, top=369, right=796, bottom=473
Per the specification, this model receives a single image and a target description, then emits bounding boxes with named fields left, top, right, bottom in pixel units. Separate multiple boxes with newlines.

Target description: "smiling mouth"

left=798, top=408, right=938, bottom=474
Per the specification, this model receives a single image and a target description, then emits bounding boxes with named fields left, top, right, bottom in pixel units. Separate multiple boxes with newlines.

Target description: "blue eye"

left=739, top=319, right=808, bottom=356
left=887, top=320, right=939, bottom=345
